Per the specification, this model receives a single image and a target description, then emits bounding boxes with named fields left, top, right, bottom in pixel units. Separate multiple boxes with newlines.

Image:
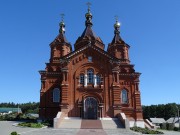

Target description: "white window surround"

left=53, top=88, right=60, bottom=103
left=94, top=74, right=97, bottom=86
left=84, top=74, right=88, bottom=86
left=79, top=70, right=102, bottom=87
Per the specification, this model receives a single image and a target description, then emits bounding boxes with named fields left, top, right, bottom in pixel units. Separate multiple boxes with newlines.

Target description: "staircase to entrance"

left=58, top=118, right=124, bottom=129
left=101, top=119, right=124, bottom=129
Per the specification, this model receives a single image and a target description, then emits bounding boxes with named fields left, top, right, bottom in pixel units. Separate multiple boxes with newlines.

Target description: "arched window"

left=96, top=75, right=101, bottom=84
left=80, top=74, right=84, bottom=84
left=87, top=69, right=94, bottom=83
left=121, top=89, right=128, bottom=104
left=53, top=88, right=60, bottom=103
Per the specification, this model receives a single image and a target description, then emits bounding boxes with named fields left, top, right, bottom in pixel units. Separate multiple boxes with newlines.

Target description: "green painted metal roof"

left=0, top=108, right=22, bottom=113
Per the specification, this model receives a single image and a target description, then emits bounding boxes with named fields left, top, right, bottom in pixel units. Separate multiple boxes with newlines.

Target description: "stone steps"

left=101, top=119, right=124, bottom=129
left=58, top=119, right=82, bottom=129
left=58, top=118, right=124, bottom=129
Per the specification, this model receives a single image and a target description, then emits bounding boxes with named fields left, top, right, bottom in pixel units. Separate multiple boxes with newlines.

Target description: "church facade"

left=39, top=8, right=143, bottom=126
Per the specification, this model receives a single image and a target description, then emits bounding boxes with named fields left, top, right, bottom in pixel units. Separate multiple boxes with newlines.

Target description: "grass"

left=130, top=126, right=164, bottom=134
left=18, top=122, right=45, bottom=128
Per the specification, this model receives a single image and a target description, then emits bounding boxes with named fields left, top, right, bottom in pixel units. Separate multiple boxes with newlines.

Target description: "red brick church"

left=39, top=7, right=144, bottom=127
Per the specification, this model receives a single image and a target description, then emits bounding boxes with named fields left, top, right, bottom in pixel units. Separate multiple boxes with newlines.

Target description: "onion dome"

left=59, top=21, right=65, bottom=34
left=85, top=3, right=93, bottom=27
left=111, top=17, right=124, bottom=44
left=74, top=3, right=104, bottom=50
left=50, top=14, right=70, bottom=45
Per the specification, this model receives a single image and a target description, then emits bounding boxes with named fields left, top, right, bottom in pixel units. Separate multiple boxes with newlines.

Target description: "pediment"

left=60, top=42, right=120, bottom=64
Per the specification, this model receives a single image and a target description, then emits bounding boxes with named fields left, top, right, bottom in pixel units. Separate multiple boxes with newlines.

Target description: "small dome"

left=114, top=21, right=120, bottom=28
left=59, top=21, right=65, bottom=27
left=85, top=12, right=92, bottom=18
left=59, top=21, right=66, bottom=33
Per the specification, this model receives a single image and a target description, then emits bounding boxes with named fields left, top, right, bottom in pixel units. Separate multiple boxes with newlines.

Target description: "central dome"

left=74, top=7, right=104, bottom=50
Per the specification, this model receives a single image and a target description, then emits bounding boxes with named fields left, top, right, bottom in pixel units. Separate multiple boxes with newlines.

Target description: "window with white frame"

left=80, top=74, right=84, bottom=84
left=53, top=88, right=60, bottom=103
left=97, top=75, right=101, bottom=84
left=88, top=56, right=92, bottom=62
left=87, top=69, right=94, bottom=83
left=121, top=89, right=128, bottom=104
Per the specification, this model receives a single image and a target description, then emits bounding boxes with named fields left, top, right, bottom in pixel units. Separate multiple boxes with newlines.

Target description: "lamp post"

left=176, top=106, right=180, bottom=130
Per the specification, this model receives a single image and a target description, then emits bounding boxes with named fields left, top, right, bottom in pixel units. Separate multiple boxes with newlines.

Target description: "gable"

left=60, top=41, right=120, bottom=64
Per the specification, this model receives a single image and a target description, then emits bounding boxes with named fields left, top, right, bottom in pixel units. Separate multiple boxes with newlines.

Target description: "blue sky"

left=0, top=0, right=180, bottom=105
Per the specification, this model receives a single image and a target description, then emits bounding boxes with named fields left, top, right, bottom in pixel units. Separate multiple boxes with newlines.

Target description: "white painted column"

left=94, top=75, right=97, bottom=87
left=84, top=74, right=87, bottom=86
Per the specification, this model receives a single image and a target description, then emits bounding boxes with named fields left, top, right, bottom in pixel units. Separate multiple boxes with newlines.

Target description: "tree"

left=0, top=102, right=39, bottom=114
left=142, top=103, right=179, bottom=120
left=164, top=103, right=177, bottom=120
left=156, top=104, right=165, bottom=118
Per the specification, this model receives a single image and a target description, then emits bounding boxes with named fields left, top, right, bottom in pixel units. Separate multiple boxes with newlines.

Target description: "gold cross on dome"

left=60, top=13, right=65, bottom=22
left=86, top=2, right=91, bottom=11
left=115, top=15, right=119, bottom=22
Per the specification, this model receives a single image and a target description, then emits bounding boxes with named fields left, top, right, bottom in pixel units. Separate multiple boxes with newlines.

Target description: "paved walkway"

left=0, top=120, right=137, bottom=135
left=81, top=120, right=103, bottom=129
left=0, top=121, right=180, bottom=135
left=0, top=121, right=42, bottom=135
left=157, top=130, right=180, bottom=135
left=19, top=128, right=139, bottom=135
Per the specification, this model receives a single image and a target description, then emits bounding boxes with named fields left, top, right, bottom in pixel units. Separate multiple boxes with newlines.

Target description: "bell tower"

left=107, top=17, right=130, bottom=64
left=50, top=14, right=72, bottom=63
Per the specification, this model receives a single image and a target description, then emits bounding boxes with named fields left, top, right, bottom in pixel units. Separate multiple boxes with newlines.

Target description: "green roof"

left=0, top=108, right=22, bottom=113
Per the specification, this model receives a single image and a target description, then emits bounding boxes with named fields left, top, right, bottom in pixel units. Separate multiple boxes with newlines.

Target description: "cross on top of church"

left=86, top=2, right=91, bottom=12
left=60, top=13, right=65, bottom=22
left=115, top=15, right=119, bottom=22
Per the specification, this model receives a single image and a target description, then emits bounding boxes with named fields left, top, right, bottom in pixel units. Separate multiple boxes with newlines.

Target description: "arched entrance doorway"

left=84, top=97, right=98, bottom=119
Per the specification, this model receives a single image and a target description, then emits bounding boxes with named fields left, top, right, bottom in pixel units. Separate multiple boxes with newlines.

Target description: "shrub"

left=10, top=131, right=19, bottom=135
left=160, top=123, right=166, bottom=129
left=174, top=127, right=179, bottom=131
left=166, top=123, right=174, bottom=130
left=130, top=126, right=164, bottom=134
left=42, top=120, right=53, bottom=127
left=18, top=122, right=44, bottom=128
